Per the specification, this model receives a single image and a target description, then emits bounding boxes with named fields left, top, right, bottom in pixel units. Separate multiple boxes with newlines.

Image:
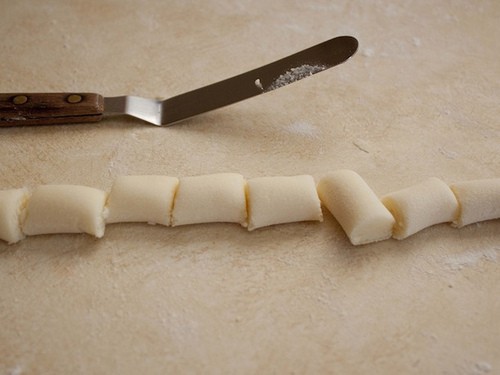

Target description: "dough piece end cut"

left=0, top=188, right=30, bottom=244
left=450, top=178, right=500, bottom=227
left=317, top=170, right=394, bottom=245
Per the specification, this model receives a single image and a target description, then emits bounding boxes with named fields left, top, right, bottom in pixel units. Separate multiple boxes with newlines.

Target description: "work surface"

left=1, top=1, right=499, bottom=374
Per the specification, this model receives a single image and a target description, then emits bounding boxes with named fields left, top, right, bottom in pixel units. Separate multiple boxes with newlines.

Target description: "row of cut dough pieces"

left=0, top=171, right=499, bottom=245
left=0, top=174, right=323, bottom=244
left=317, top=170, right=500, bottom=244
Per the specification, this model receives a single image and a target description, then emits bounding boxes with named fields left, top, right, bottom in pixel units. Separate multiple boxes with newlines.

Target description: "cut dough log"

left=0, top=189, right=30, bottom=244
left=381, top=178, right=458, bottom=239
left=171, top=173, right=247, bottom=226
left=450, top=178, right=500, bottom=227
left=1, top=174, right=496, bottom=245
left=106, top=175, right=179, bottom=225
left=317, top=170, right=395, bottom=245
left=23, top=185, right=107, bottom=238
left=247, top=175, right=322, bottom=231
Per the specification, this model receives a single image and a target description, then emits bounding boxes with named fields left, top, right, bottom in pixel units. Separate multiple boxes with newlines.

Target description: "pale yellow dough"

left=171, top=173, right=247, bottom=226
left=22, top=185, right=108, bottom=238
left=106, top=175, right=179, bottom=226
left=2, top=174, right=498, bottom=245
left=381, top=178, right=459, bottom=239
left=247, top=175, right=323, bottom=231
left=0, top=188, right=30, bottom=244
left=317, top=170, right=395, bottom=245
left=450, top=178, right=500, bottom=227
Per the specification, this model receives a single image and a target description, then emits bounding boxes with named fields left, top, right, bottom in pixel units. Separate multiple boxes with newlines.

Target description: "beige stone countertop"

left=0, top=1, right=499, bottom=374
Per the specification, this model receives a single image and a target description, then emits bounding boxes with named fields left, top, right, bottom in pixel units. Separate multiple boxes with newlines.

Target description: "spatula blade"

left=157, top=35, right=358, bottom=125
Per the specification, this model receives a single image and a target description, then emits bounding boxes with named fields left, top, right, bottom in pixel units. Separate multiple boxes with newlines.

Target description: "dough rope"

left=0, top=172, right=498, bottom=245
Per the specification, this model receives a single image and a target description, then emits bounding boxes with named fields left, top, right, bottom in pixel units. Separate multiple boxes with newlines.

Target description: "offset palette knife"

left=0, top=36, right=358, bottom=127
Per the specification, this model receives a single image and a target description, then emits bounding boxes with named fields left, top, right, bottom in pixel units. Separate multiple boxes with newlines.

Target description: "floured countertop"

left=0, top=1, right=499, bottom=374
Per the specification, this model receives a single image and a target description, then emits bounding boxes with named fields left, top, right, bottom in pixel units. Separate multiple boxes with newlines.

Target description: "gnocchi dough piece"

left=23, top=185, right=107, bottom=238
left=450, top=178, right=500, bottom=227
left=171, top=173, right=247, bottom=226
left=247, top=175, right=322, bottom=231
left=0, top=189, right=30, bottom=244
left=317, top=170, right=395, bottom=245
left=381, top=178, right=458, bottom=239
left=106, top=175, right=179, bottom=226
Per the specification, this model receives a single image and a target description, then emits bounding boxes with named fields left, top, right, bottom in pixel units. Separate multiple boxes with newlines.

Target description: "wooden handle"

left=0, top=93, right=104, bottom=126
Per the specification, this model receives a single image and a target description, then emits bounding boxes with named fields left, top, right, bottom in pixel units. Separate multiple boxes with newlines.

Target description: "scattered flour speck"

left=286, top=121, right=318, bottom=138
left=267, top=64, right=326, bottom=91
left=8, top=366, right=23, bottom=375
left=362, top=48, right=375, bottom=57
left=254, top=78, right=264, bottom=91
left=475, top=361, right=492, bottom=373
left=439, top=147, right=459, bottom=160
left=443, top=247, right=498, bottom=271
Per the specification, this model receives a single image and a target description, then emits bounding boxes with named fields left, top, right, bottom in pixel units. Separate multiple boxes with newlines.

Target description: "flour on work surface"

left=286, top=121, right=318, bottom=138
left=267, top=64, right=326, bottom=91
left=7, top=365, right=23, bottom=375
left=442, top=246, right=499, bottom=271
left=438, top=147, right=459, bottom=160
left=362, top=48, right=375, bottom=57
left=474, top=361, right=492, bottom=374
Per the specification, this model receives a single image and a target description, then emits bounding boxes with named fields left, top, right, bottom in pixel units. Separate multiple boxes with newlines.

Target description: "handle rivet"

left=12, top=95, right=28, bottom=105
left=66, top=94, right=83, bottom=104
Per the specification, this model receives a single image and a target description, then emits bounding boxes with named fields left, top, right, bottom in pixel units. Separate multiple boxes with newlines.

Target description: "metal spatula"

left=0, top=36, right=358, bottom=127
